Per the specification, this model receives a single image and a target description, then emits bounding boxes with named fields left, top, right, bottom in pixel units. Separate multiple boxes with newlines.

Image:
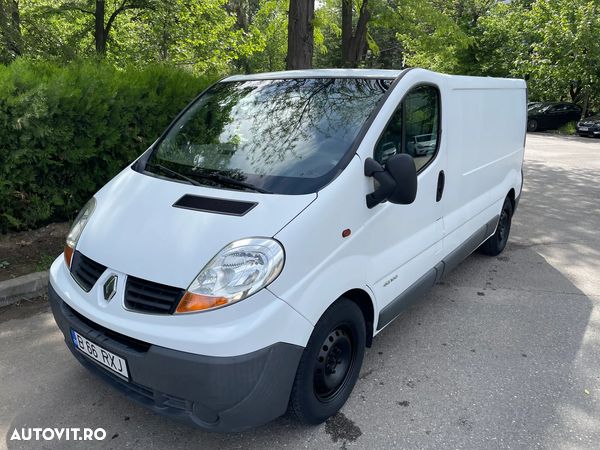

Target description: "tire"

left=527, top=119, right=538, bottom=132
left=480, top=197, right=513, bottom=256
left=289, top=299, right=366, bottom=425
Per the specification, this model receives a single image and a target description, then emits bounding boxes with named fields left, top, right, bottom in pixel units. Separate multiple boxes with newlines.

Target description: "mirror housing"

left=364, top=154, right=417, bottom=208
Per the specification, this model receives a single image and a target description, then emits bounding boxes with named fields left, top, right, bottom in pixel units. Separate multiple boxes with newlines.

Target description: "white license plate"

left=579, top=127, right=589, bottom=131
left=70, top=329, right=129, bottom=379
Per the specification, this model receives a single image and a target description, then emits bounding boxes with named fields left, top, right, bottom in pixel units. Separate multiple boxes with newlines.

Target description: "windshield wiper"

left=146, top=162, right=270, bottom=193
left=145, top=162, right=202, bottom=186
left=194, top=171, right=272, bottom=194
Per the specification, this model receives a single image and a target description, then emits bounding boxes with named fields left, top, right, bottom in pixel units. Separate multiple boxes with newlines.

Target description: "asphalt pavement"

left=1, top=133, right=600, bottom=449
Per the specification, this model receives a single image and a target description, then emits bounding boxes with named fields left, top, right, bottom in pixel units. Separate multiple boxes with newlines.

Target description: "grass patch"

left=558, top=121, right=577, bottom=135
left=35, top=254, right=55, bottom=272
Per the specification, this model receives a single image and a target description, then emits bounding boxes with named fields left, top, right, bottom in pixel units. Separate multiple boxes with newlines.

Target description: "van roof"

left=223, top=69, right=405, bottom=82
left=222, top=68, right=527, bottom=90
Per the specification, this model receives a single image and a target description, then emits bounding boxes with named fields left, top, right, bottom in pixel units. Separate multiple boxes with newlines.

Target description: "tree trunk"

left=341, top=0, right=370, bottom=67
left=341, top=0, right=352, bottom=63
left=0, top=0, right=22, bottom=58
left=9, top=0, right=21, bottom=55
left=226, top=0, right=261, bottom=31
left=286, top=0, right=314, bottom=70
left=227, top=0, right=249, bottom=30
left=95, top=0, right=106, bottom=54
left=581, top=91, right=589, bottom=118
left=569, top=82, right=581, bottom=103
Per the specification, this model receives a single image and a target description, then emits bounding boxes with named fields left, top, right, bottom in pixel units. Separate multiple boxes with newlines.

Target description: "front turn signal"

left=64, top=245, right=74, bottom=268
left=175, top=292, right=229, bottom=314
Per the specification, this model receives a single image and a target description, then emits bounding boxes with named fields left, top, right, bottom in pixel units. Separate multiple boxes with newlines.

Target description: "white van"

left=49, top=68, right=526, bottom=431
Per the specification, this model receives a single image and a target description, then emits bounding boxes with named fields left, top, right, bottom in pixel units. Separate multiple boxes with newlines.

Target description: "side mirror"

left=364, top=154, right=417, bottom=208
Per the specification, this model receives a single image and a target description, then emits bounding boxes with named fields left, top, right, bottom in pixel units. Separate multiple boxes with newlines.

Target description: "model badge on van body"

left=48, top=68, right=526, bottom=432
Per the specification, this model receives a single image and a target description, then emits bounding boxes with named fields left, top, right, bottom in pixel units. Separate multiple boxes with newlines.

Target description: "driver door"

left=359, top=73, right=447, bottom=328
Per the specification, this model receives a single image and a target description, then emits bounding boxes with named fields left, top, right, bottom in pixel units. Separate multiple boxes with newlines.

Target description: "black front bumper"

left=577, top=129, right=600, bottom=137
left=48, top=283, right=304, bottom=432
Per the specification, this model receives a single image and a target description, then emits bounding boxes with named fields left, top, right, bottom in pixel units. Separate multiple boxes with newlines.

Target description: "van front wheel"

left=480, top=197, right=513, bottom=256
left=289, top=300, right=366, bottom=424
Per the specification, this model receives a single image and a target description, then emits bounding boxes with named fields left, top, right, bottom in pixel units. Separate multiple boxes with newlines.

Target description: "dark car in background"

left=527, top=102, right=582, bottom=132
left=527, top=101, right=543, bottom=111
left=577, top=115, right=600, bottom=138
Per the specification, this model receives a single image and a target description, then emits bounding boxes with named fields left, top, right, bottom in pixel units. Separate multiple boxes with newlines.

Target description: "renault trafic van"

left=49, top=68, right=526, bottom=431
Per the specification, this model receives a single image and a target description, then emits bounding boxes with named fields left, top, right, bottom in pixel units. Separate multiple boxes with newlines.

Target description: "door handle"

left=436, top=170, right=445, bottom=202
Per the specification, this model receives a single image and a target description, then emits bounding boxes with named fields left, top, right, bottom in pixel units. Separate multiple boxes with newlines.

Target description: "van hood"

left=76, top=168, right=316, bottom=288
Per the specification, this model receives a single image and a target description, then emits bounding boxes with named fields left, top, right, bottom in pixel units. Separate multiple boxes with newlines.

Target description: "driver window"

left=374, top=85, right=440, bottom=172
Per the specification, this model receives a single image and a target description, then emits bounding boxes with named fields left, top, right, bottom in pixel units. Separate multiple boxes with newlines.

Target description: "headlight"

left=175, top=238, right=285, bottom=313
left=64, top=198, right=96, bottom=267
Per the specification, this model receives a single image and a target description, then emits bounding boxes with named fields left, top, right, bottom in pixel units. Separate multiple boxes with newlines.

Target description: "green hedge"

left=0, top=59, right=214, bottom=232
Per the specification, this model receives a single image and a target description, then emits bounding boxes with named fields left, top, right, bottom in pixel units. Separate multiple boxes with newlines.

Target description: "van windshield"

left=144, top=78, right=391, bottom=194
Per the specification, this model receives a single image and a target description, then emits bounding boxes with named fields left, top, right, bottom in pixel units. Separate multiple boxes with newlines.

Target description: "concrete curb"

left=0, top=271, right=49, bottom=308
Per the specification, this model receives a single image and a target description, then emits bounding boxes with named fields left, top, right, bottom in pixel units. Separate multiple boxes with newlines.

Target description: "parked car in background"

left=577, top=115, right=600, bottom=138
left=527, top=101, right=543, bottom=111
left=527, top=102, right=582, bottom=132
left=407, top=133, right=437, bottom=156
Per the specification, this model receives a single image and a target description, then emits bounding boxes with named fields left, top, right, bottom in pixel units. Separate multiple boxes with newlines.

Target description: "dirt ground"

left=0, top=223, right=69, bottom=281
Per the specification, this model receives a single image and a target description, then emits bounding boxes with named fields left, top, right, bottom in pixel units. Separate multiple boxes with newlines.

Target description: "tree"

left=55, top=0, right=154, bottom=55
left=391, top=0, right=471, bottom=73
left=286, top=0, right=314, bottom=69
left=0, top=0, right=22, bottom=62
left=341, top=0, right=370, bottom=67
left=244, top=0, right=289, bottom=71
left=111, top=0, right=246, bottom=72
left=470, top=2, right=531, bottom=77
left=525, top=0, right=600, bottom=115
left=473, top=0, right=600, bottom=114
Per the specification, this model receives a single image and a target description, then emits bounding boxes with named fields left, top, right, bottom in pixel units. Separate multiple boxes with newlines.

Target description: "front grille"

left=124, top=276, right=185, bottom=314
left=70, top=251, right=106, bottom=292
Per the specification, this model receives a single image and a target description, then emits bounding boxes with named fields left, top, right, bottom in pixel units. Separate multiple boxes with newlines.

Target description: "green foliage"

left=35, top=253, right=55, bottom=271
left=391, top=0, right=472, bottom=73
left=558, top=121, right=577, bottom=135
left=0, top=59, right=214, bottom=232
left=470, top=0, right=600, bottom=113
left=242, top=0, right=289, bottom=72
left=524, top=0, right=600, bottom=110
left=110, top=0, right=248, bottom=74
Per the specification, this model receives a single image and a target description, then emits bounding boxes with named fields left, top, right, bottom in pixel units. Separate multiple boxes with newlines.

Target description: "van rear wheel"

left=289, top=300, right=366, bottom=425
left=480, top=197, right=513, bottom=256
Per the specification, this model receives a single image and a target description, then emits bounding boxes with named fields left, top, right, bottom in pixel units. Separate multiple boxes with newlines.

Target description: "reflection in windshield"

left=146, top=78, right=390, bottom=194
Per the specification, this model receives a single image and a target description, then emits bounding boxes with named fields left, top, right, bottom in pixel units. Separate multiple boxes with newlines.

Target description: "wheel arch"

left=507, top=188, right=516, bottom=210
left=340, top=288, right=375, bottom=347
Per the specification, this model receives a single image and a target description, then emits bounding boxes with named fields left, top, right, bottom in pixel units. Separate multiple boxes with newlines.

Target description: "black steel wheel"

left=289, top=300, right=366, bottom=424
left=480, top=196, right=513, bottom=256
left=313, top=326, right=356, bottom=402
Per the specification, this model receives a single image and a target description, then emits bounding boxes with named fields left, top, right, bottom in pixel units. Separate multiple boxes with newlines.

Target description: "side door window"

left=374, top=85, right=440, bottom=172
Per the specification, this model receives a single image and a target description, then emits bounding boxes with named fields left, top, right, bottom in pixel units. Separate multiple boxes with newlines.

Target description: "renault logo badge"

left=103, top=275, right=118, bottom=301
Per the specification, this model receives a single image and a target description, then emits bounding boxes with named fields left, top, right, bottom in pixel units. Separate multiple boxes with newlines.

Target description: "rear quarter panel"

left=442, top=78, right=526, bottom=254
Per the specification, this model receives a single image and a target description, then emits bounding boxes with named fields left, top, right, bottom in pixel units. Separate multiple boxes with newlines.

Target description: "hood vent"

left=173, top=194, right=257, bottom=216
